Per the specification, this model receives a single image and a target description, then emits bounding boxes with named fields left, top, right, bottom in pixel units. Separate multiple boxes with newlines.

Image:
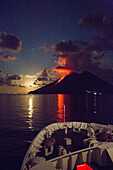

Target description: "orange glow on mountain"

left=53, top=68, right=71, bottom=74
left=53, top=56, right=72, bottom=84
left=56, top=76, right=65, bottom=84
left=53, top=67, right=71, bottom=84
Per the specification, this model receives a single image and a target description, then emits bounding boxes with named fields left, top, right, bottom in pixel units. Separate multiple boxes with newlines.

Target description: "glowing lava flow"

left=56, top=76, right=65, bottom=84
left=53, top=68, right=71, bottom=85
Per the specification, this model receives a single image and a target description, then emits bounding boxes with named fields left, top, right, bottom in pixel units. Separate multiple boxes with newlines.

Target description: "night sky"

left=0, top=0, right=113, bottom=94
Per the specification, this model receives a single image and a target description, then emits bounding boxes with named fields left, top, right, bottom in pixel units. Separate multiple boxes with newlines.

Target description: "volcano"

left=28, top=71, right=113, bottom=94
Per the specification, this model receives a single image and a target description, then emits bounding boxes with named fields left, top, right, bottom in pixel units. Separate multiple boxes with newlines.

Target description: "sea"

left=0, top=93, right=113, bottom=170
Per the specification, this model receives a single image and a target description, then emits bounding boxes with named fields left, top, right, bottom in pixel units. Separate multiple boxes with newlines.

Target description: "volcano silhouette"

left=28, top=71, right=113, bottom=94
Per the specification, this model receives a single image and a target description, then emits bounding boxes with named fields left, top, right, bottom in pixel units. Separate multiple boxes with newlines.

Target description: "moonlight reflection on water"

left=28, top=97, right=33, bottom=130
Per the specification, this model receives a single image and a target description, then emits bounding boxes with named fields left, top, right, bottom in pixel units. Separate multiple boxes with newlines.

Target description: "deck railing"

left=50, top=146, right=98, bottom=170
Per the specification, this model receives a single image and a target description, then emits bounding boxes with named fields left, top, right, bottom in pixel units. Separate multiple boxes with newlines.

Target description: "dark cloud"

left=54, top=40, right=88, bottom=53
left=0, top=73, right=21, bottom=86
left=0, top=32, right=22, bottom=62
left=0, top=54, right=16, bottom=61
left=52, top=40, right=90, bottom=72
left=37, top=77, right=49, bottom=81
left=54, top=40, right=78, bottom=52
left=7, top=83, right=26, bottom=87
left=18, top=84, right=26, bottom=87
left=6, top=74, right=21, bottom=81
left=36, top=68, right=50, bottom=82
left=40, top=68, right=48, bottom=77
left=41, top=83, right=47, bottom=86
left=53, top=65, right=72, bottom=72
left=33, top=82, right=37, bottom=85
left=89, top=37, right=113, bottom=51
left=78, top=13, right=113, bottom=37
left=33, top=68, right=55, bottom=85
left=8, top=83, right=18, bottom=87
left=0, top=32, right=22, bottom=52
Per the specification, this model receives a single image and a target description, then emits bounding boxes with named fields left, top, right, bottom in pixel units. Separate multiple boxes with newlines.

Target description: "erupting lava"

left=53, top=68, right=71, bottom=75
left=56, top=76, right=66, bottom=84
left=53, top=56, right=72, bottom=84
left=53, top=67, right=72, bottom=84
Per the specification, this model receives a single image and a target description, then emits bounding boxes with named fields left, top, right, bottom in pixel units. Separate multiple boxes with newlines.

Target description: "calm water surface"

left=0, top=94, right=113, bottom=170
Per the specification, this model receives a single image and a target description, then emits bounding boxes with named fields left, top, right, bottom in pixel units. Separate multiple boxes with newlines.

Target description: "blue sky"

left=0, top=0, right=113, bottom=94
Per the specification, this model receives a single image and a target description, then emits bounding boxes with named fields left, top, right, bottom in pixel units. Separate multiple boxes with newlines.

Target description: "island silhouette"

left=28, top=71, right=113, bottom=94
